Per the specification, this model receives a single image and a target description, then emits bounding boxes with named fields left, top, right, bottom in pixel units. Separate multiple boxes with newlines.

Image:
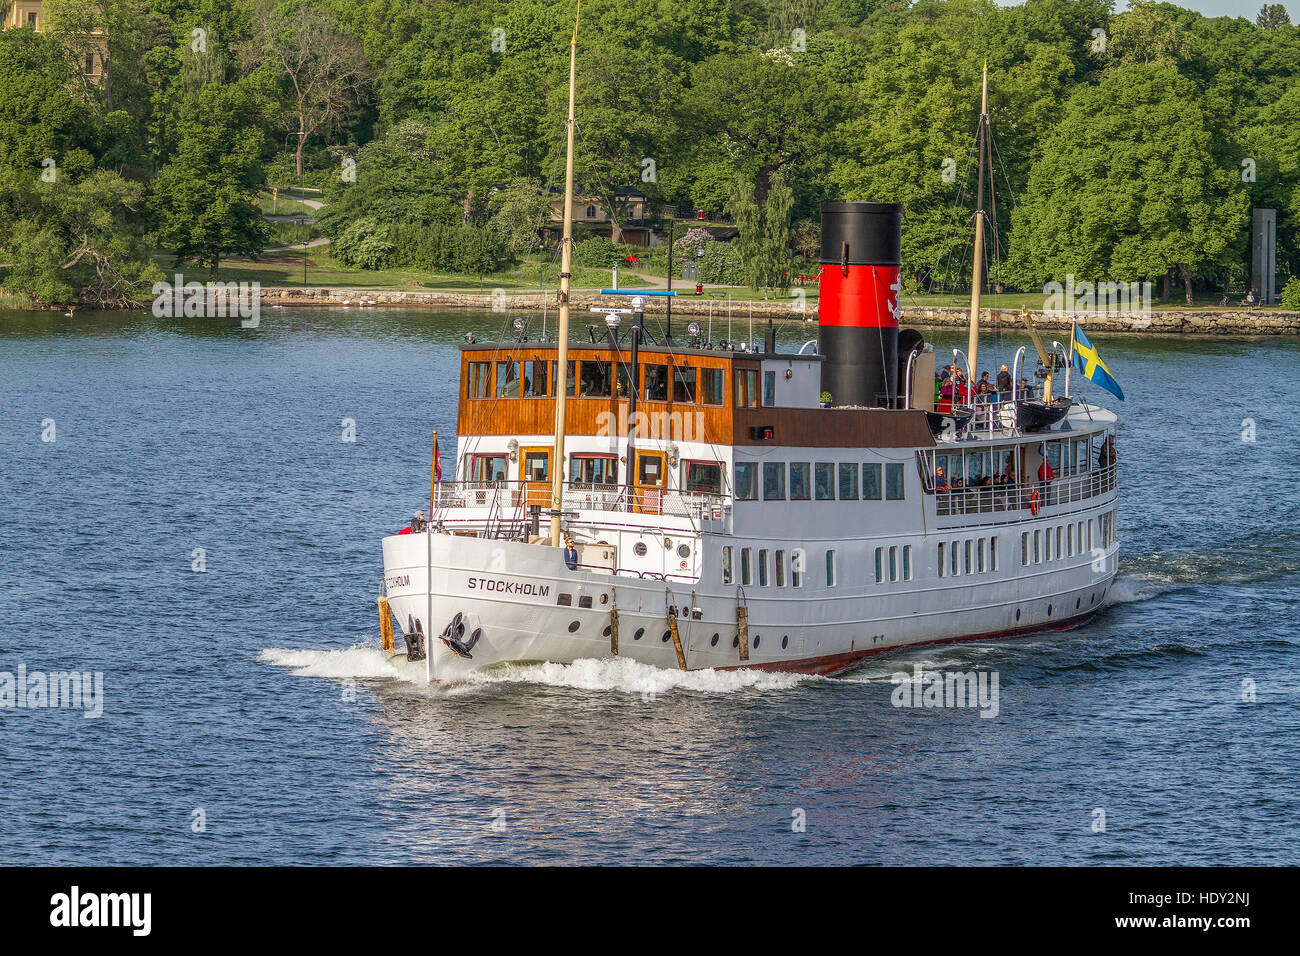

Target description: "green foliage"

left=1280, top=277, right=1300, bottom=310
left=332, top=218, right=511, bottom=275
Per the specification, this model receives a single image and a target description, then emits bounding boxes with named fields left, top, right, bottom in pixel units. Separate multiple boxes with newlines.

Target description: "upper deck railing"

left=432, top=479, right=731, bottom=530
left=933, top=462, right=1117, bottom=518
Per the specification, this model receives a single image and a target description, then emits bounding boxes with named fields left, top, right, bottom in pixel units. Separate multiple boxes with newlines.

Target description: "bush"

left=332, top=219, right=512, bottom=275
left=1280, top=276, right=1300, bottom=310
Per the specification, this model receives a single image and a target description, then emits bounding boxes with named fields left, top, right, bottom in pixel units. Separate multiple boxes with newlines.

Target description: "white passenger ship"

left=376, top=42, right=1120, bottom=683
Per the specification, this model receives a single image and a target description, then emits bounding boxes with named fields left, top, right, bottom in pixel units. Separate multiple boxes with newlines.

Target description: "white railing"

left=934, top=463, right=1117, bottom=517
left=432, top=480, right=731, bottom=526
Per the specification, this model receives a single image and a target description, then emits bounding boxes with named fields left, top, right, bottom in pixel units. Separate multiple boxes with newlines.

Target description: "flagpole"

left=1065, top=326, right=1074, bottom=398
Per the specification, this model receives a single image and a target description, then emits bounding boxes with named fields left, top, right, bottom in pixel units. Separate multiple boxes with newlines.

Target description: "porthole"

left=662, top=630, right=672, bottom=642
left=1091, top=592, right=1096, bottom=603
left=568, top=620, right=580, bottom=633
left=710, top=633, right=719, bottom=646
left=602, top=625, right=611, bottom=637
left=753, top=635, right=760, bottom=648
left=732, top=635, right=739, bottom=648
left=1047, top=604, right=1053, bottom=617
left=1015, top=608, right=1021, bottom=622
left=634, top=628, right=644, bottom=640
left=781, top=635, right=789, bottom=649
left=1076, top=597, right=1081, bottom=610
left=634, top=542, right=648, bottom=557
left=600, top=593, right=609, bottom=605
left=677, top=544, right=690, bottom=559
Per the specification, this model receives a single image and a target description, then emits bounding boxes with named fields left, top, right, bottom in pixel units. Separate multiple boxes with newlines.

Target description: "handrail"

left=432, top=479, right=731, bottom=525
left=933, top=463, right=1117, bottom=517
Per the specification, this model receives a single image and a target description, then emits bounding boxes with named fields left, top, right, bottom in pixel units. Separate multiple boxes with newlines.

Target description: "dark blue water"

left=1, top=307, right=1296, bottom=865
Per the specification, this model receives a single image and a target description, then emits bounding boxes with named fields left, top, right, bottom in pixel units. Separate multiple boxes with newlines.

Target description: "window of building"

left=722, top=547, right=733, bottom=584
left=885, top=462, right=905, bottom=500
left=643, top=364, right=668, bottom=401
left=775, top=550, right=786, bottom=587
left=826, top=550, right=837, bottom=587
left=863, top=463, right=882, bottom=500
left=735, top=367, right=759, bottom=407
left=763, top=462, right=786, bottom=500
left=741, top=548, right=753, bottom=587
left=672, top=366, right=697, bottom=403
left=814, top=463, right=835, bottom=500
left=569, top=455, right=617, bottom=486
left=734, top=462, right=758, bottom=500
left=838, top=463, right=859, bottom=500
left=763, top=370, right=776, bottom=406
left=85, top=53, right=96, bottom=75
left=684, top=460, right=723, bottom=495
left=467, top=361, right=492, bottom=398
left=758, top=549, right=769, bottom=587
left=585, top=205, right=597, bottom=218
left=700, top=367, right=725, bottom=405
left=789, top=462, right=811, bottom=500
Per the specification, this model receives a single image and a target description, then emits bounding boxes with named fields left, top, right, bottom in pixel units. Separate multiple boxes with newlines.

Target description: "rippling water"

left=0, top=307, right=1296, bottom=865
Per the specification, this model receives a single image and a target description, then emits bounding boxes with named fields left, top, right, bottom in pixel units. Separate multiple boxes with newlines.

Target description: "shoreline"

left=256, top=287, right=1300, bottom=335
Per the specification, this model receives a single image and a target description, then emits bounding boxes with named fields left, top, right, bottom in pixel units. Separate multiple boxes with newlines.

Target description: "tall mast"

left=549, top=1, right=581, bottom=548
left=967, top=62, right=989, bottom=396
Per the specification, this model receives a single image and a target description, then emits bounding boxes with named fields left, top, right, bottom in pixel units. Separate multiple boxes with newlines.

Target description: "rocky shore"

left=257, top=286, right=1300, bottom=334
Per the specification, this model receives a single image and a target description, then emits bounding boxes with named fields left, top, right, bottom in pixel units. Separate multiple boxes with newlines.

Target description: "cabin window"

left=964, top=539, right=973, bottom=574
left=978, top=539, right=986, bottom=573
left=966, top=450, right=992, bottom=485
left=814, top=463, right=835, bottom=500
left=903, top=545, right=912, bottom=581
left=734, top=462, right=758, bottom=500
left=722, top=547, right=733, bottom=584
left=672, top=366, right=697, bottom=403
left=637, top=455, right=662, bottom=486
left=1047, top=441, right=1062, bottom=475
left=763, top=462, right=786, bottom=500
left=570, top=455, right=617, bottom=486
left=862, top=463, right=882, bottom=500
left=789, top=462, right=811, bottom=500
left=791, top=549, right=804, bottom=588
left=1056, top=526, right=1064, bottom=558
left=825, top=550, right=837, bottom=587
left=874, top=547, right=884, bottom=584
left=885, top=463, right=905, bottom=500
left=735, top=368, right=759, bottom=407
left=550, top=360, right=577, bottom=396
left=1075, top=439, right=1091, bottom=472
left=758, top=550, right=769, bottom=587
left=643, top=364, right=668, bottom=401
left=616, top=363, right=633, bottom=398
left=889, top=546, right=899, bottom=582
left=998, top=448, right=1017, bottom=482
left=1045, top=527, right=1053, bottom=561
left=775, top=550, right=786, bottom=587
left=496, top=360, right=522, bottom=397
left=938, top=542, right=946, bottom=577
left=684, top=460, right=723, bottom=495
left=467, top=362, right=492, bottom=398
left=1022, top=532, right=1030, bottom=566
left=763, top=371, right=776, bottom=406
left=1033, top=530, right=1042, bottom=563
left=471, top=454, right=509, bottom=485
left=950, top=540, right=959, bottom=576
left=990, top=537, right=999, bottom=571
left=700, top=367, right=725, bottom=405
left=1088, top=520, right=1094, bottom=551
left=741, top=548, right=753, bottom=587
left=523, top=360, right=548, bottom=397
left=838, top=463, right=859, bottom=500
left=579, top=359, right=611, bottom=397
left=522, top=452, right=547, bottom=484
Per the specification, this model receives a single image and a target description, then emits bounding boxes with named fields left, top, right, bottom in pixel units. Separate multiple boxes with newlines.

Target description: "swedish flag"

left=1071, top=324, right=1124, bottom=401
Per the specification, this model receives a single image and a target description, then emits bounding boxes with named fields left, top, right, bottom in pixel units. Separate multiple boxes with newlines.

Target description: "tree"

left=489, top=177, right=551, bottom=255
left=759, top=170, right=794, bottom=293
left=726, top=176, right=763, bottom=290
left=149, top=82, right=271, bottom=279
left=241, top=1, right=371, bottom=179
left=1257, top=4, right=1291, bottom=29
left=1008, top=63, right=1249, bottom=305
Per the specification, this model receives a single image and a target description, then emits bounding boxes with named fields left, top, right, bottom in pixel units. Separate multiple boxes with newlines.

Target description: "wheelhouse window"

left=496, top=360, right=522, bottom=397
left=470, top=454, right=508, bottom=484
left=763, top=462, right=786, bottom=500
left=763, top=370, right=776, bottom=406
left=550, top=360, right=577, bottom=396
left=862, top=463, right=882, bottom=500
left=885, top=463, right=905, bottom=500
left=468, top=362, right=492, bottom=398
left=789, top=462, right=811, bottom=500
left=570, top=454, right=617, bottom=486
left=579, top=359, right=611, bottom=397
left=700, top=367, right=725, bottom=405
left=735, top=367, right=759, bottom=407
left=838, top=463, right=859, bottom=500
left=643, top=364, right=668, bottom=402
left=672, top=366, right=697, bottom=403
left=683, top=460, right=723, bottom=495
left=814, top=463, right=835, bottom=500
left=734, top=462, right=758, bottom=500
left=523, top=360, right=548, bottom=397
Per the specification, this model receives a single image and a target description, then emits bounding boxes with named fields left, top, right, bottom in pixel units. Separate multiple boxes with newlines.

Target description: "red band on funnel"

left=818, top=265, right=901, bottom=329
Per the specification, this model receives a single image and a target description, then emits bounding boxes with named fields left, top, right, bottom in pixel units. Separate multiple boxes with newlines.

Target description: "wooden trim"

left=733, top=407, right=935, bottom=449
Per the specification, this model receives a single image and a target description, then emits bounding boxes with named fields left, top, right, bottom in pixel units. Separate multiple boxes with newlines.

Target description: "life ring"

left=1029, top=490, right=1040, bottom=516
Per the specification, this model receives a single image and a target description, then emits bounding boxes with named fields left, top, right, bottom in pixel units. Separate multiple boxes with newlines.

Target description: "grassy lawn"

left=256, top=189, right=318, bottom=217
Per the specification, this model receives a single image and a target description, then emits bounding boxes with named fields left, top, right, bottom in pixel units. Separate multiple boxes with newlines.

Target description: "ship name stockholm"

left=466, top=576, right=551, bottom=597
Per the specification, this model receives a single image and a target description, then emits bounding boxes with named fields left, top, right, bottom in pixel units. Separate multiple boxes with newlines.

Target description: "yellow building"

left=3, top=1, right=106, bottom=82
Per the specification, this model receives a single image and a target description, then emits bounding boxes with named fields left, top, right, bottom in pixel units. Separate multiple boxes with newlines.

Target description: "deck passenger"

left=563, top=536, right=579, bottom=571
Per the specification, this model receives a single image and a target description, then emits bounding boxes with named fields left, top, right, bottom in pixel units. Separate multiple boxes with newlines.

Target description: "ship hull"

left=381, top=529, right=1117, bottom=683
